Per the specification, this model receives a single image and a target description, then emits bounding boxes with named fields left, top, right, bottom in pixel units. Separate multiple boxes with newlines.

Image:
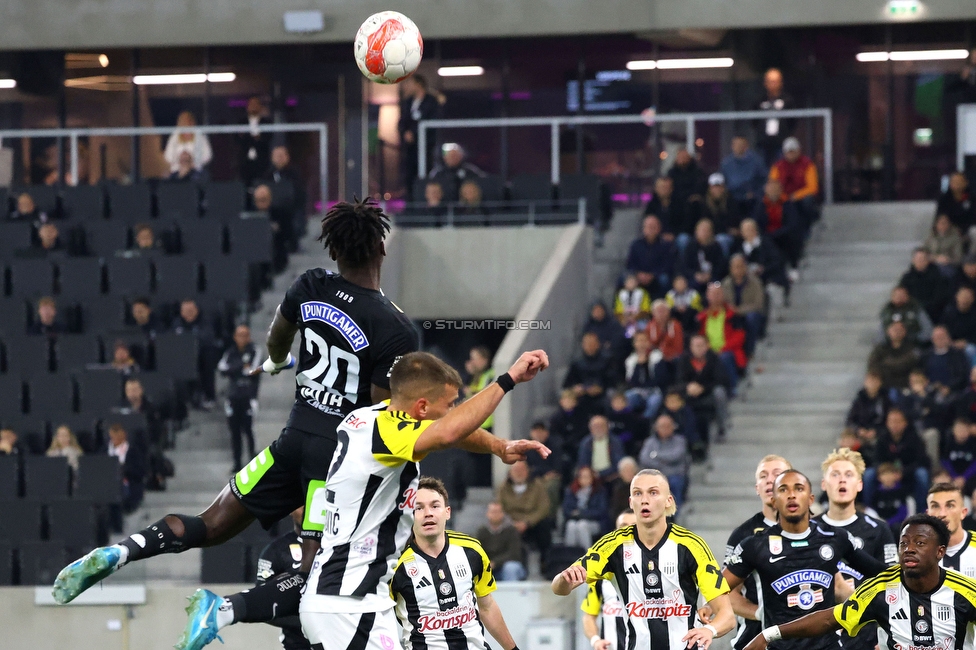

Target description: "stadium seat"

left=105, top=256, right=152, bottom=297
left=0, top=298, right=29, bottom=337
left=76, top=370, right=123, bottom=413
left=57, top=257, right=104, bottom=298
left=203, top=180, right=246, bottom=220
left=137, top=372, right=175, bottom=407
left=106, top=183, right=152, bottom=222
left=202, top=258, right=250, bottom=302
left=0, top=501, right=42, bottom=542
left=0, top=222, right=34, bottom=258
left=559, top=173, right=609, bottom=226
left=75, top=455, right=122, bottom=504
left=6, top=337, right=53, bottom=377
left=13, top=185, right=58, bottom=216
left=153, top=257, right=201, bottom=301
left=0, top=188, right=9, bottom=216
left=510, top=174, right=555, bottom=202
left=0, top=375, right=25, bottom=416
left=53, top=413, right=101, bottom=452
left=477, top=174, right=506, bottom=202
left=0, top=456, right=20, bottom=500
left=0, top=543, right=12, bottom=585
left=61, top=185, right=105, bottom=221
left=23, top=456, right=71, bottom=500
left=28, top=373, right=75, bottom=418
left=55, top=334, right=102, bottom=371
left=179, top=220, right=226, bottom=257
left=48, top=500, right=99, bottom=551
left=84, top=221, right=130, bottom=257
left=18, top=541, right=67, bottom=586
left=154, top=333, right=199, bottom=382
left=201, top=543, right=249, bottom=583
left=101, top=411, right=147, bottom=439
left=8, top=259, right=56, bottom=298
left=80, top=296, right=127, bottom=334
left=156, top=182, right=201, bottom=221
left=227, top=215, right=273, bottom=264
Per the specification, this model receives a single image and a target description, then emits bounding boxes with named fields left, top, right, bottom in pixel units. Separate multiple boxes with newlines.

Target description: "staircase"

left=682, top=201, right=933, bottom=558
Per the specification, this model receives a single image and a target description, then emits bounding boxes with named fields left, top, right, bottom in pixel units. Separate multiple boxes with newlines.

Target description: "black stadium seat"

left=0, top=222, right=33, bottom=258
left=201, top=543, right=249, bottom=583
left=8, top=259, right=56, bottom=298
left=0, top=456, right=20, bottom=500
left=57, top=257, right=104, bottom=298
left=75, top=455, right=122, bottom=504
left=154, top=257, right=200, bottom=301
left=0, top=501, right=42, bottom=542
left=107, top=183, right=152, bottom=222
left=0, top=375, right=24, bottom=416
left=154, top=333, right=199, bottom=382
left=156, top=182, right=201, bottom=221
left=61, top=185, right=105, bottom=221
left=179, top=220, right=225, bottom=257
left=23, top=456, right=71, bottom=500
left=203, top=258, right=249, bottom=302
left=204, top=181, right=246, bottom=219
left=0, top=542, right=12, bottom=585
left=76, top=370, right=123, bottom=413
left=6, top=337, right=53, bottom=377
left=84, top=221, right=129, bottom=257
left=48, top=500, right=99, bottom=551
left=80, top=296, right=127, bottom=334
left=55, top=334, right=102, bottom=371
left=227, top=216, right=273, bottom=264
left=13, top=185, right=58, bottom=215
left=0, top=298, right=29, bottom=337
left=106, top=256, right=152, bottom=297
left=510, top=174, right=554, bottom=202
left=28, top=373, right=75, bottom=418
left=18, top=541, right=67, bottom=586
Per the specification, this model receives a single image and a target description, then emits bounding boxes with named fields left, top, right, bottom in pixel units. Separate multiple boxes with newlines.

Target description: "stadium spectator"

left=525, top=422, right=563, bottom=521
left=769, top=136, right=819, bottom=230
left=428, top=143, right=485, bottom=202
left=936, top=172, right=975, bottom=234
left=562, top=466, right=608, bottom=548
left=111, top=340, right=139, bottom=375
left=106, top=422, right=146, bottom=513
left=625, top=214, right=677, bottom=298
left=675, top=334, right=731, bottom=445
left=584, top=301, right=628, bottom=364
left=665, top=275, right=702, bottom=334
left=862, top=408, right=930, bottom=513
left=11, top=192, right=48, bottom=222
left=497, top=461, right=552, bottom=562
left=607, top=391, right=649, bottom=455
left=868, top=321, right=919, bottom=390
left=667, top=147, right=707, bottom=239
left=457, top=180, right=488, bottom=219
left=130, top=297, right=160, bottom=340
left=646, top=299, right=685, bottom=364
left=476, top=501, right=526, bottom=582
left=237, top=96, right=272, bottom=188
left=623, top=330, right=666, bottom=420
left=899, top=369, right=953, bottom=469
left=168, top=151, right=203, bottom=183
left=941, top=286, right=976, bottom=360
left=755, top=67, right=796, bottom=165
left=880, top=285, right=931, bottom=345
left=721, top=136, right=767, bottom=217
left=722, top=253, right=766, bottom=355
left=681, top=218, right=728, bottom=290
left=921, top=325, right=969, bottom=394
left=421, top=181, right=447, bottom=217
left=926, top=213, right=964, bottom=273
left=253, top=183, right=290, bottom=272
left=954, top=254, right=976, bottom=294
left=702, top=173, right=737, bottom=247
left=660, top=389, right=702, bottom=456
left=0, top=428, right=24, bottom=455
left=696, top=283, right=748, bottom=389
left=576, top=415, right=624, bottom=482
left=563, top=332, right=616, bottom=419
left=399, top=75, right=440, bottom=201
left=262, top=145, right=307, bottom=242
left=133, top=223, right=163, bottom=253
left=956, top=367, right=976, bottom=424
left=463, top=346, right=495, bottom=428
left=900, top=248, right=952, bottom=322
left=608, top=456, right=640, bottom=520
left=218, top=324, right=260, bottom=471
left=120, top=377, right=163, bottom=446
left=47, top=425, right=84, bottom=471
left=614, top=273, right=651, bottom=336
left=171, top=298, right=219, bottom=409
left=638, top=414, right=690, bottom=511
left=872, top=462, right=910, bottom=530
left=735, top=217, right=789, bottom=292
left=550, top=390, right=589, bottom=463
left=28, top=296, right=65, bottom=338
left=846, top=371, right=890, bottom=451
left=643, top=177, right=679, bottom=242
left=754, top=177, right=801, bottom=275
left=941, top=419, right=976, bottom=493
left=35, top=222, right=63, bottom=253
left=163, top=111, right=212, bottom=174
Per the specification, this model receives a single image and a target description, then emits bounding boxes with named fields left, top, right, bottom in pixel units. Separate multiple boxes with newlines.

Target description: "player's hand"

left=742, top=634, right=769, bottom=650
left=507, top=350, right=549, bottom=384
left=697, top=604, right=714, bottom=624
left=592, top=639, right=611, bottom=650
left=558, top=564, right=587, bottom=589
left=682, top=626, right=715, bottom=650
left=251, top=354, right=296, bottom=376
left=497, top=440, right=550, bottom=464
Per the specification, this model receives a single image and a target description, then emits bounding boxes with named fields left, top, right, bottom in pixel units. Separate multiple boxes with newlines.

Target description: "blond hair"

left=631, top=469, right=677, bottom=517
left=755, top=455, right=791, bottom=477
left=821, top=448, right=866, bottom=478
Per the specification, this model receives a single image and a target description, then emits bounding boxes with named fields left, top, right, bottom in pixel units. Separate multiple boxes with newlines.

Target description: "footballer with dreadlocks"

left=53, top=199, right=420, bottom=646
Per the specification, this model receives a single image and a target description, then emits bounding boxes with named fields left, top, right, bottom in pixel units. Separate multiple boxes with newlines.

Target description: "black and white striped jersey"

left=302, top=403, right=429, bottom=614
left=835, top=566, right=976, bottom=650
left=391, top=531, right=496, bottom=650
left=942, top=531, right=976, bottom=579
left=581, top=579, right=628, bottom=650
left=726, top=513, right=777, bottom=650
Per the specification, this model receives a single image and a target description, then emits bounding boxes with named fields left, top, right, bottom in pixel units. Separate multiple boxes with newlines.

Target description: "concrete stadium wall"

left=3, top=0, right=976, bottom=50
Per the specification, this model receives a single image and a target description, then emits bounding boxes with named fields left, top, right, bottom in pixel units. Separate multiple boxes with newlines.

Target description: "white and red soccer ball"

left=354, top=11, right=424, bottom=84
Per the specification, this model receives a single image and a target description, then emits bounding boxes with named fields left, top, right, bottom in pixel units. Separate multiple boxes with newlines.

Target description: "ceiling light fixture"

left=437, top=66, right=485, bottom=77
left=132, top=72, right=236, bottom=85
left=627, top=57, right=734, bottom=70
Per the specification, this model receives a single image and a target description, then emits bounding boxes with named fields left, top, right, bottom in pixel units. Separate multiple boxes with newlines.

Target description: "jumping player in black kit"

left=723, top=469, right=887, bottom=650
left=52, top=201, right=419, bottom=622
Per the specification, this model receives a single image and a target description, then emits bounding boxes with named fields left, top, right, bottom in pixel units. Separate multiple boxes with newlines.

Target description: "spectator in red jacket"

left=697, top=283, right=747, bottom=394
left=769, top=136, right=819, bottom=232
left=646, top=299, right=684, bottom=363
left=753, top=177, right=802, bottom=277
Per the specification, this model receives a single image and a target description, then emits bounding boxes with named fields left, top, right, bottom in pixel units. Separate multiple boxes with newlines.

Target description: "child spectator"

left=665, top=274, right=702, bottom=333
left=562, top=466, right=609, bottom=549
left=607, top=391, right=650, bottom=456
left=873, top=462, right=909, bottom=532
left=925, top=214, right=964, bottom=274
left=623, top=330, right=667, bottom=421
left=942, top=419, right=976, bottom=494
left=614, top=273, right=651, bottom=337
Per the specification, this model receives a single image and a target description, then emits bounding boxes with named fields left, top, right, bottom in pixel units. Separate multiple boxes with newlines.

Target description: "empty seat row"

left=0, top=455, right=121, bottom=505
left=0, top=541, right=67, bottom=586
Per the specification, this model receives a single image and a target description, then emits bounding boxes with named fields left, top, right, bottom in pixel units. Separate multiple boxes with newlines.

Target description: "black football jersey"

left=725, top=512, right=776, bottom=650
left=279, top=269, right=419, bottom=437
left=726, top=523, right=887, bottom=650
left=256, top=532, right=312, bottom=650
left=810, top=513, right=898, bottom=650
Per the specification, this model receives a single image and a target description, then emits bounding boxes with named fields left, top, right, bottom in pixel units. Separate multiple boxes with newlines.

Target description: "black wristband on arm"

left=495, top=372, right=516, bottom=393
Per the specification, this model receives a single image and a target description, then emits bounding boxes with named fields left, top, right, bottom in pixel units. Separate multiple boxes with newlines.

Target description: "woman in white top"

left=163, top=111, right=212, bottom=173
left=47, top=424, right=84, bottom=472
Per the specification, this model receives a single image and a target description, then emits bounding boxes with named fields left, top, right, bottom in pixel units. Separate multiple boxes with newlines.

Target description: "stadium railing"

left=387, top=198, right=588, bottom=227
left=417, top=108, right=835, bottom=205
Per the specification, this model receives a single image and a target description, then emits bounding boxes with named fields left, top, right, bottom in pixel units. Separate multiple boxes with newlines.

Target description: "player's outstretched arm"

left=454, top=429, right=551, bottom=463
left=682, top=594, right=734, bottom=649
left=414, top=350, right=549, bottom=458
left=552, top=564, right=587, bottom=596
left=582, top=613, right=611, bottom=650
left=251, top=307, right=299, bottom=375
left=478, top=593, right=518, bottom=650
left=742, top=609, right=840, bottom=650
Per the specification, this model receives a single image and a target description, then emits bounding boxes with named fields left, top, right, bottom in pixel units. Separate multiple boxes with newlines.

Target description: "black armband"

left=495, top=372, right=516, bottom=393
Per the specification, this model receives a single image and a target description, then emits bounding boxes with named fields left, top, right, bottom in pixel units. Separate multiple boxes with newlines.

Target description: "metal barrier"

left=0, top=122, right=328, bottom=205
left=384, top=197, right=588, bottom=227
left=418, top=108, right=833, bottom=204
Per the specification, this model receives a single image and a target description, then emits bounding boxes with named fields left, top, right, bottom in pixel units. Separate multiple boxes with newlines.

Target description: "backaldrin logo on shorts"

left=235, top=448, right=275, bottom=495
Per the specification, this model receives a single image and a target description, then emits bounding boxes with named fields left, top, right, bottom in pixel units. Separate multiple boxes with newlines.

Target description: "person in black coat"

left=582, top=300, right=628, bottom=366
left=237, top=97, right=272, bottom=188
left=680, top=218, right=728, bottom=291
left=105, top=422, right=147, bottom=513
left=171, top=298, right=220, bottom=408
left=563, top=332, right=617, bottom=420
left=218, top=325, right=262, bottom=471
left=754, top=68, right=797, bottom=165
left=900, top=247, right=951, bottom=323
left=674, top=334, right=731, bottom=446
left=921, top=326, right=970, bottom=394
left=862, top=408, right=930, bottom=512
left=942, top=286, right=976, bottom=347
left=667, top=148, right=707, bottom=236
left=399, top=75, right=441, bottom=201
left=846, top=371, right=890, bottom=441
left=734, top=218, right=788, bottom=290
left=550, top=390, right=590, bottom=467
left=936, top=172, right=976, bottom=233
left=261, top=145, right=307, bottom=247
left=643, top=177, right=682, bottom=240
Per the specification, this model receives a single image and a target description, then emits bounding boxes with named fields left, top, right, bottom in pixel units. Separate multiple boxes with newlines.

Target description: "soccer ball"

left=354, top=11, right=423, bottom=84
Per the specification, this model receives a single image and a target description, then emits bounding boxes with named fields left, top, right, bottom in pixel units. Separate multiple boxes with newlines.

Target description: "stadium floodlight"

left=626, top=60, right=657, bottom=71
left=655, top=57, right=734, bottom=69
left=889, top=49, right=969, bottom=61
left=0, top=79, right=16, bottom=89
left=206, top=72, right=237, bottom=82
left=132, top=72, right=236, bottom=85
left=855, top=52, right=890, bottom=62
left=437, top=66, right=484, bottom=77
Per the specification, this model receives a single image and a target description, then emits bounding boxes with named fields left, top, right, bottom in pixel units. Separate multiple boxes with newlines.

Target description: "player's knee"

left=163, top=514, right=207, bottom=548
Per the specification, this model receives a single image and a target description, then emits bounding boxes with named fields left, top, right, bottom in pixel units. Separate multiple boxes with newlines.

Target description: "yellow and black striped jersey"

left=574, top=523, right=730, bottom=650
left=942, top=531, right=976, bottom=579
left=391, top=531, right=496, bottom=650
left=835, top=566, right=976, bottom=650
left=581, top=580, right=628, bottom=650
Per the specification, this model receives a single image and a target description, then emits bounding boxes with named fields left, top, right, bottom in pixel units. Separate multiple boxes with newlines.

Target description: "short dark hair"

left=411, top=74, right=427, bottom=90
left=132, top=297, right=151, bottom=308
left=318, top=199, right=391, bottom=268
left=530, top=421, right=548, bottom=431
left=928, top=482, right=964, bottom=499
left=108, top=422, right=126, bottom=435
left=390, top=352, right=463, bottom=402
left=777, top=468, right=811, bottom=488
left=900, top=513, right=950, bottom=547
left=418, top=476, right=449, bottom=507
